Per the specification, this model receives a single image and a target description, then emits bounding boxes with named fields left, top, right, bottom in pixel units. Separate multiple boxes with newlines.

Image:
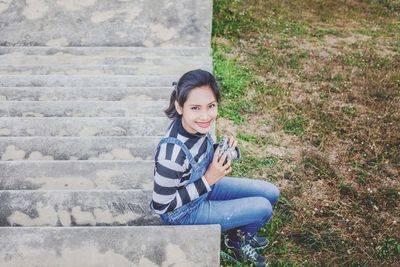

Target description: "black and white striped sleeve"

left=151, top=145, right=212, bottom=214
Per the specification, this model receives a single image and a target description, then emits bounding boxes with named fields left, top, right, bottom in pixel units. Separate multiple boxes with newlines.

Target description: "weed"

left=257, top=85, right=287, bottom=97
left=232, top=155, right=281, bottom=177
left=288, top=51, right=309, bottom=70
left=341, top=106, right=357, bottom=116
left=237, top=133, right=257, bottom=143
left=341, top=51, right=391, bottom=70
left=319, top=93, right=330, bottom=101
left=379, top=187, right=399, bottom=209
left=339, top=183, right=358, bottom=198
left=213, top=45, right=250, bottom=98
left=263, top=197, right=294, bottom=239
left=303, top=153, right=337, bottom=180
left=365, top=0, right=400, bottom=13
left=369, top=88, right=391, bottom=101
left=282, top=115, right=308, bottom=136
left=290, top=222, right=346, bottom=252
left=341, top=51, right=368, bottom=68
left=377, top=237, right=400, bottom=259
left=312, top=27, right=341, bottom=38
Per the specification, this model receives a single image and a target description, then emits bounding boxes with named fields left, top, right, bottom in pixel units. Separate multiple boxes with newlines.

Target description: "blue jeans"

left=155, top=133, right=279, bottom=242
left=164, top=176, right=280, bottom=241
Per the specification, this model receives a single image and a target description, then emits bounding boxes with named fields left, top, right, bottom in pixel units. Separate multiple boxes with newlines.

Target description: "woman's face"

left=175, top=85, right=218, bottom=135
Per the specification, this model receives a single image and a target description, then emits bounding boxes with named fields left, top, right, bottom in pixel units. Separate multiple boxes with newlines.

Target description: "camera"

left=213, top=136, right=241, bottom=164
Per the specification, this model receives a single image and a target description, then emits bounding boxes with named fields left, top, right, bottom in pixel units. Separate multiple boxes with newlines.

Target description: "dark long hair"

left=164, top=69, right=221, bottom=119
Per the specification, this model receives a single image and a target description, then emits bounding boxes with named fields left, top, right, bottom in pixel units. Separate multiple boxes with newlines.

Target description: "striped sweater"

left=150, top=115, right=214, bottom=215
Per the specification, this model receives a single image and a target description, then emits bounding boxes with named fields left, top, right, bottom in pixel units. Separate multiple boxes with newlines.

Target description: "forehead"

left=185, top=85, right=216, bottom=105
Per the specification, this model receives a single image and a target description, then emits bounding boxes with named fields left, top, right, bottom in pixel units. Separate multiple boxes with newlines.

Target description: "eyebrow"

left=188, top=101, right=217, bottom=107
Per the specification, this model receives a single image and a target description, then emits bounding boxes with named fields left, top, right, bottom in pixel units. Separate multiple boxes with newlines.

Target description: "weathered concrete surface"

left=0, top=53, right=210, bottom=66
left=0, top=0, right=212, bottom=47
left=0, top=64, right=212, bottom=75
left=0, top=75, right=178, bottom=87
left=0, top=117, right=171, bottom=136
left=0, top=87, right=173, bottom=101
left=0, top=136, right=159, bottom=160
left=0, top=101, right=167, bottom=117
left=0, top=225, right=221, bottom=266
left=0, top=46, right=212, bottom=57
left=0, top=190, right=160, bottom=226
left=0, top=160, right=155, bottom=190
left=0, top=0, right=219, bottom=264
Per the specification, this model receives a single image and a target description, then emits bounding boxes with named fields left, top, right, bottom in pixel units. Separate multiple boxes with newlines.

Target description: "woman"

left=150, top=69, right=279, bottom=267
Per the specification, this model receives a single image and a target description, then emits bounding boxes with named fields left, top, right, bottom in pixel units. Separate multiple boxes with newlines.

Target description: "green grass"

left=290, top=222, right=346, bottom=253
left=232, top=155, right=281, bottom=178
left=213, top=0, right=399, bottom=265
left=341, top=106, right=357, bottom=116
left=377, top=237, right=400, bottom=259
left=340, top=51, right=392, bottom=70
left=237, top=133, right=257, bottom=143
left=303, top=154, right=337, bottom=180
left=281, top=115, right=308, bottom=136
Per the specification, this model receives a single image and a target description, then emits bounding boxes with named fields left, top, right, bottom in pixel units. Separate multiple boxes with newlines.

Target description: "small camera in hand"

left=213, top=137, right=241, bottom=165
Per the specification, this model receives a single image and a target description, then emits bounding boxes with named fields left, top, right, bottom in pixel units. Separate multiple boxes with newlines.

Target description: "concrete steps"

left=0, top=87, right=172, bottom=101
left=0, top=226, right=220, bottom=266
left=0, top=189, right=159, bottom=226
left=0, top=160, right=154, bottom=190
left=0, top=0, right=212, bottom=47
left=0, top=136, right=159, bottom=160
left=0, top=117, right=170, bottom=136
left=0, top=64, right=212, bottom=75
left=0, top=75, right=179, bottom=87
left=0, top=47, right=211, bottom=57
left=0, top=0, right=220, bottom=265
left=0, top=47, right=212, bottom=75
left=0, top=101, right=167, bottom=117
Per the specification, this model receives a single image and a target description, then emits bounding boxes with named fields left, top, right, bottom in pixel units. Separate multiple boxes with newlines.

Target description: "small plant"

left=377, top=237, right=400, bottom=259
left=341, top=106, right=357, bottom=116
left=282, top=115, right=308, bottom=136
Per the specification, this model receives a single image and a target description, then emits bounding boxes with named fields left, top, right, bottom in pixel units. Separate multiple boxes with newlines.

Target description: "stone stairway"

left=0, top=0, right=220, bottom=266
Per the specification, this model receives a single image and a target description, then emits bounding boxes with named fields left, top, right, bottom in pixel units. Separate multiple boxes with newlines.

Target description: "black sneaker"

left=224, top=234, right=269, bottom=250
left=249, top=235, right=270, bottom=250
left=226, top=242, right=267, bottom=267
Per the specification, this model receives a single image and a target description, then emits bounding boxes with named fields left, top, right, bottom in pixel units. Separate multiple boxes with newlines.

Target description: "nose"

left=199, top=110, right=210, bottom=121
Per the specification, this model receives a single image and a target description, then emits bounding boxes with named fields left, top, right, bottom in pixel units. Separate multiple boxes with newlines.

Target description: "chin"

left=196, top=127, right=211, bottom=134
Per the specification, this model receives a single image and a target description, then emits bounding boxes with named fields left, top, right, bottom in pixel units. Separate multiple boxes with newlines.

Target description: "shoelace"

left=241, top=244, right=258, bottom=260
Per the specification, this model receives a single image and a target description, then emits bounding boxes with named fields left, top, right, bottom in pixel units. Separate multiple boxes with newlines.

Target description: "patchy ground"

left=213, top=0, right=399, bottom=266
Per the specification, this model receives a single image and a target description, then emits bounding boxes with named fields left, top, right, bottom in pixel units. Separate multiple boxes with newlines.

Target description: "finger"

left=218, top=151, right=228, bottom=165
left=213, top=147, right=219, bottom=163
left=224, top=166, right=232, bottom=174
left=222, top=159, right=231, bottom=169
left=233, top=140, right=238, bottom=148
left=229, top=136, right=234, bottom=147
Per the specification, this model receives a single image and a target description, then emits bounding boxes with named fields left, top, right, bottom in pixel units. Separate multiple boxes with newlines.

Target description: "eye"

left=191, top=107, right=200, bottom=110
left=209, top=103, right=217, bottom=108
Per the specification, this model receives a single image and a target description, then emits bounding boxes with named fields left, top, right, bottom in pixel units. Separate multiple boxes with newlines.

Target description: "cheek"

left=209, top=108, right=218, bottom=118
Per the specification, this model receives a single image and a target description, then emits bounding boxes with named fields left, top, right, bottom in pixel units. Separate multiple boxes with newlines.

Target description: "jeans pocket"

left=168, top=207, right=191, bottom=224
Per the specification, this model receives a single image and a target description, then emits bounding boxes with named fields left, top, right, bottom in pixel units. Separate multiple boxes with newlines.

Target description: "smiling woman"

left=149, top=69, right=280, bottom=267
left=175, top=84, right=218, bottom=134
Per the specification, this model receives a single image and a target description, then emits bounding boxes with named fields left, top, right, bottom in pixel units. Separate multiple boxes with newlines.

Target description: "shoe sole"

left=223, top=233, right=270, bottom=251
left=220, top=251, right=269, bottom=267
left=252, top=241, right=269, bottom=251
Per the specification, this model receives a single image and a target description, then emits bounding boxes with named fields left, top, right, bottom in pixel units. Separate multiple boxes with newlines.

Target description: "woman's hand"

left=204, top=147, right=232, bottom=186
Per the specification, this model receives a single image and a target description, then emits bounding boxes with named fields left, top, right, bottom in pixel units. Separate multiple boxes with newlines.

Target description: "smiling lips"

left=196, top=120, right=212, bottom=128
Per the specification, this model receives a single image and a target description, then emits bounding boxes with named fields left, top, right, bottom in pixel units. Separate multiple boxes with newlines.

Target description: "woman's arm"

left=151, top=157, right=212, bottom=214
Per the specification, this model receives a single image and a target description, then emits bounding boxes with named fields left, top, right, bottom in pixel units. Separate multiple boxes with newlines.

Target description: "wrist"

left=203, top=173, right=215, bottom=186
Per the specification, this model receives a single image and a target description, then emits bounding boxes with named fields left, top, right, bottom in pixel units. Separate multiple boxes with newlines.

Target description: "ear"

left=174, top=100, right=183, bottom=115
